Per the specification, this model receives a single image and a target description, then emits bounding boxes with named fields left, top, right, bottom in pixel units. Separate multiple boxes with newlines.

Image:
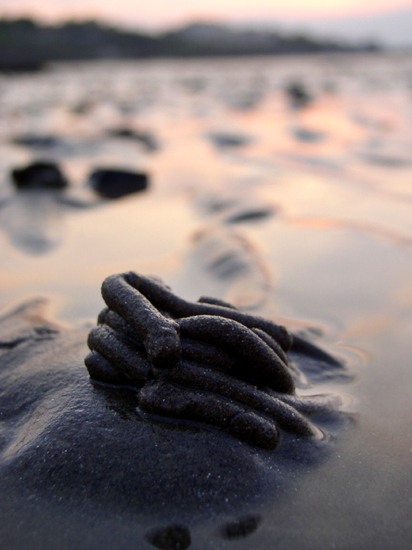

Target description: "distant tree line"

left=0, top=18, right=380, bottom=71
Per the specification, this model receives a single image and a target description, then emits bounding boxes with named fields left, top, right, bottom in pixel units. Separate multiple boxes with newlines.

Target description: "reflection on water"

left=0, top=190, right=64, bottom=254
left=0, top=52, right=412, bottom=548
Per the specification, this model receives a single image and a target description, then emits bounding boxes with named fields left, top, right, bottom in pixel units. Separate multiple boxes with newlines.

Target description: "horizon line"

left=1, top=2, right=412, bottom=33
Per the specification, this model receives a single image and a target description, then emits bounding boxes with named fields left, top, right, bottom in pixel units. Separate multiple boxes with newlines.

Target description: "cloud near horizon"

left=1, top=0, right=412, bottom=29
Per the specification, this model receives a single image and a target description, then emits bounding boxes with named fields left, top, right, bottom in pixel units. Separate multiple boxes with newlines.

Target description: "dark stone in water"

left=88, top=168, right=149, bottom=199
left=285, top=81, right=312, bottom=109
left=146, top=524, right=191, bottom=550
left=11, top=161, right=68, bottom=190
left=85, top=271, right=345, bottom=450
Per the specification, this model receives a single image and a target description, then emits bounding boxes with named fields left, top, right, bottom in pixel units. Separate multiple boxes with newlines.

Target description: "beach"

left=1, top=52, right=412, bottom=548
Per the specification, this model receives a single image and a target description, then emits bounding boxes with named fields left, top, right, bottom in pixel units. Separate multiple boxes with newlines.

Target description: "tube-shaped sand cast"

left=85, top=272, right=342, bottom=449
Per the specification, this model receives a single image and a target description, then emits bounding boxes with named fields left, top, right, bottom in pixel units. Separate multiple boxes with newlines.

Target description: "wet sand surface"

left=0, top=53, right=412, bottom=548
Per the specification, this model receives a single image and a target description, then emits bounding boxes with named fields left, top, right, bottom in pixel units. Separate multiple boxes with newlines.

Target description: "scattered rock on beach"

left=285, top=81, right=312, bottom=109
left=88, top=168, right=149, bottom=199
left=11, top=161, right=68, bottom=190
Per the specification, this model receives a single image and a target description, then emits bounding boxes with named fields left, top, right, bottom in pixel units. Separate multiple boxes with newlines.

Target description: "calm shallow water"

left=1, top=53, right=412, bottom=548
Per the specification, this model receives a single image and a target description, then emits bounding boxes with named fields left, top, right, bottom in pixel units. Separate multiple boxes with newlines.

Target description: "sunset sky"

left=1, top=0, right=411, bottom=30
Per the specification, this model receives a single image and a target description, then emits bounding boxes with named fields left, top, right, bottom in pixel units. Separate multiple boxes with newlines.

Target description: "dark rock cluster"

left=88, top=169, right=149, bottom=199
left=10, top=161, right=149, bottom=199
left=12, top=161, right=68, bottom=190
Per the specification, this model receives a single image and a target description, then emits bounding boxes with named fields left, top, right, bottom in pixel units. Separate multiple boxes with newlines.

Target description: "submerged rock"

left=11, top=161, right=68, bottom=190
left=88, top=168, right=149, bottom=199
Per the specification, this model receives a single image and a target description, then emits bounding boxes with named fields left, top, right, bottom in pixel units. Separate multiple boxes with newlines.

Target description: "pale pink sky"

left=1, top=0, right=412, bottom=29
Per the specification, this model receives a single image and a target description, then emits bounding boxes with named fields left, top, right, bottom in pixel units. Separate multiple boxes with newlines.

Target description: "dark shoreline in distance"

left=0, top=18, right=380, bottom=73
